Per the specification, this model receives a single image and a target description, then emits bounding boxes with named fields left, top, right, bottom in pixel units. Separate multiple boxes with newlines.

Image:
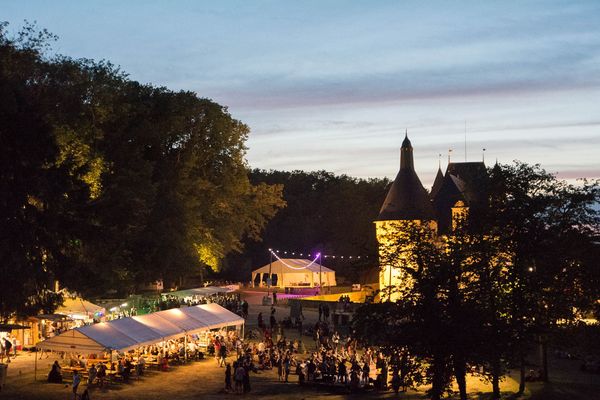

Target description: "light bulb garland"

left=269, top=249, right=320, bottom=270
left=269, top=248, right=370, bottom=260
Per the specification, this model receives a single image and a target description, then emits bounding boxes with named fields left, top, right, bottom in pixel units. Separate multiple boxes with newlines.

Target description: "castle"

left=375, top=134, right=486, bottom=301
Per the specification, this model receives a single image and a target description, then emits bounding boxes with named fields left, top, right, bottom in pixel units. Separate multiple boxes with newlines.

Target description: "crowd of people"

left=155, top=293, right=248, bottom=318
left=37, top=293, right=413, bottom=396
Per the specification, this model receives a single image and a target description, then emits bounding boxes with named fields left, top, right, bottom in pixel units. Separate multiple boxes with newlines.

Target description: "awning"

left=0, top=324, right=30, bottom=332
left=35, top=314, right=73, bottom=322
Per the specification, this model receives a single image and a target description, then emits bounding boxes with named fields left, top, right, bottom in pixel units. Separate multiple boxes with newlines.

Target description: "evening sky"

left=3, top=0, right=600, bottom=186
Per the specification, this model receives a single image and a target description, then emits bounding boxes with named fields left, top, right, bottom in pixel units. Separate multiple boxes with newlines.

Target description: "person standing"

left=284, top=355, right=291, bottom=383
left=234, top=363, right=245, bottom=394
left=3, top=337, right=12, bottom=362
left=242, top=363, right=251, bottom=393
left=219, top=339, right=227, bottom=367
left=391, top=368, right=401, bottom=394
left=72, top=370, right=81, bottom=400
left=225, top=363, right=232, bottom=392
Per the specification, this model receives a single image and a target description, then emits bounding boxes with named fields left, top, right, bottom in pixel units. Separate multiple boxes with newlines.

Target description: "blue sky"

left=3, top=0, right=600, bottom=186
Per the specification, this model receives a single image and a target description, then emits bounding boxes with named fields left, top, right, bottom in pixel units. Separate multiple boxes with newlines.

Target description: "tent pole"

left=268, top=251, right=273, bottom=298
left=34, top=346, right=37, bottom=381
left=319, top=253, right=322, bottom=294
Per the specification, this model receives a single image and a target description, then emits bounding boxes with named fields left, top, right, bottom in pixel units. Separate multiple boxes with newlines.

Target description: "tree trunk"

left=492, top=354, right=501, bottom=399
left=518, top=353, right=526, bottom=395
left=539, top=335, right=548, bottom=382
left=430, top=354, right=446, bottom=400
left=454, top=356, right=468, bottom=400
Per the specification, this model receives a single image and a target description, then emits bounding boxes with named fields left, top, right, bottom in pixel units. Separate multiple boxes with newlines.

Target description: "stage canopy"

left=251, top=258, right=336, bottom=289
left=37, top=304, right=243, bottom=353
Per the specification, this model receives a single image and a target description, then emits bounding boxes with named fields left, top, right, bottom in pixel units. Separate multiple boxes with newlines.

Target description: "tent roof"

left=56, top=297, right=105, bottom=316
left=37, top=303, right=244, bottom=353
left=37, top=329, right=107, bottom=353
left=252, top=258, right=334, bottom=274
left=131, top=313, right=185, bottom=341
left=193, top=303, right=244, bottom=329
left=108, top=318, right=163, bottom=348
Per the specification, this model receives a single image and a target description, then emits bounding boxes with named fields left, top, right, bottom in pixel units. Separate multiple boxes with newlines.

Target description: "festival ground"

left=2, top=291, right=599, bottom=400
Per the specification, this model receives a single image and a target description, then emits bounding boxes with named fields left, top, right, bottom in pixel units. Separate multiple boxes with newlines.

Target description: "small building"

left=251, top=258, right=336, bottom=289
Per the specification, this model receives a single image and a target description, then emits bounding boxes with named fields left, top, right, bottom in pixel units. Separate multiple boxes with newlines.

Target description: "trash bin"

left=0, top=363, right=7, bottom=391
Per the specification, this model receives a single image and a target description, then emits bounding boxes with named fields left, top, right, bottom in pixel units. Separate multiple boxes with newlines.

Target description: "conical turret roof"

left=430, top=167, right=444, bottom=198
left=377, top=135, right=435, bottom=221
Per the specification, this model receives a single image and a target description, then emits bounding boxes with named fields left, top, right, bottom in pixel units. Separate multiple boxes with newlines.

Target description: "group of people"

left=47, top=361, right=91, bottom=399
left=155, top=293, right=249, bottom=318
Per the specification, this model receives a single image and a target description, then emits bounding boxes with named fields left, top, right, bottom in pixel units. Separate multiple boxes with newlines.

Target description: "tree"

left=473, top=162, right=600, bottom=392
left=352, top=161, right=599, bottom=399
left=0, top=22, right=285, bottom=319
left=224, top=169, right=389, bottom=282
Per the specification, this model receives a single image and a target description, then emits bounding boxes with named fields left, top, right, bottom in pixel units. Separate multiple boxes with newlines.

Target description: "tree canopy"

left=0, top=23, right=284, bottom=321
left=352, top=162, right=599, bottom=399
left=223, top=169, right=390, bottom=283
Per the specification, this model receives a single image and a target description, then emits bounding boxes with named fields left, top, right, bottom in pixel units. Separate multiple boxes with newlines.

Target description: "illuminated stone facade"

left=375, top=134, right=486, bottom=301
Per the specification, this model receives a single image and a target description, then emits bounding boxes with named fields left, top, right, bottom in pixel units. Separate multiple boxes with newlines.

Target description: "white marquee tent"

left=251, top=258, right=336, bottom=289
left=37, top=304, right=244, bottom=353
left=55, top=297, right=105, bottom=320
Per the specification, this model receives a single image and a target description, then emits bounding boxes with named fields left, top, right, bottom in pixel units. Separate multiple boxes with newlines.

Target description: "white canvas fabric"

left=37, top=303, right=243, bottom=353
left=251, top=258, right=337, bottom=288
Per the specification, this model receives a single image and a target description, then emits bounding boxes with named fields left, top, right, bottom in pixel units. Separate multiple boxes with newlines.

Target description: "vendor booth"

left=251, top=258, right=336, bottom=289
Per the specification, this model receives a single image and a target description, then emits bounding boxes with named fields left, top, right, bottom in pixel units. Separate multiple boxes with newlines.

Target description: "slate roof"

left=377, top=135, right=435, bottom=221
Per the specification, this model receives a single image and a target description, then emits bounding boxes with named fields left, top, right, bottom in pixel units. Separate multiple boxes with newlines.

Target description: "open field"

left=2, top=291, right=599, bottom=400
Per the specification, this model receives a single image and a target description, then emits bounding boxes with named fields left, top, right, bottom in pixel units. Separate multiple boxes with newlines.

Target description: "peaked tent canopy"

left=251, top=258, right=336, bottom=289
left=55, top=297, right=105, bottom=319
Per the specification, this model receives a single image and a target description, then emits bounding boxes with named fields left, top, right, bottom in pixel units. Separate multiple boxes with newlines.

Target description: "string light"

left=270, top=249, right=370, bottom=259
left=269, top=249, right=321, bottom=270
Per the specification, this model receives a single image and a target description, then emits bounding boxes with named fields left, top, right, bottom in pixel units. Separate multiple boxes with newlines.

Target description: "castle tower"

left=375, top=133, right=436, bottom=301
